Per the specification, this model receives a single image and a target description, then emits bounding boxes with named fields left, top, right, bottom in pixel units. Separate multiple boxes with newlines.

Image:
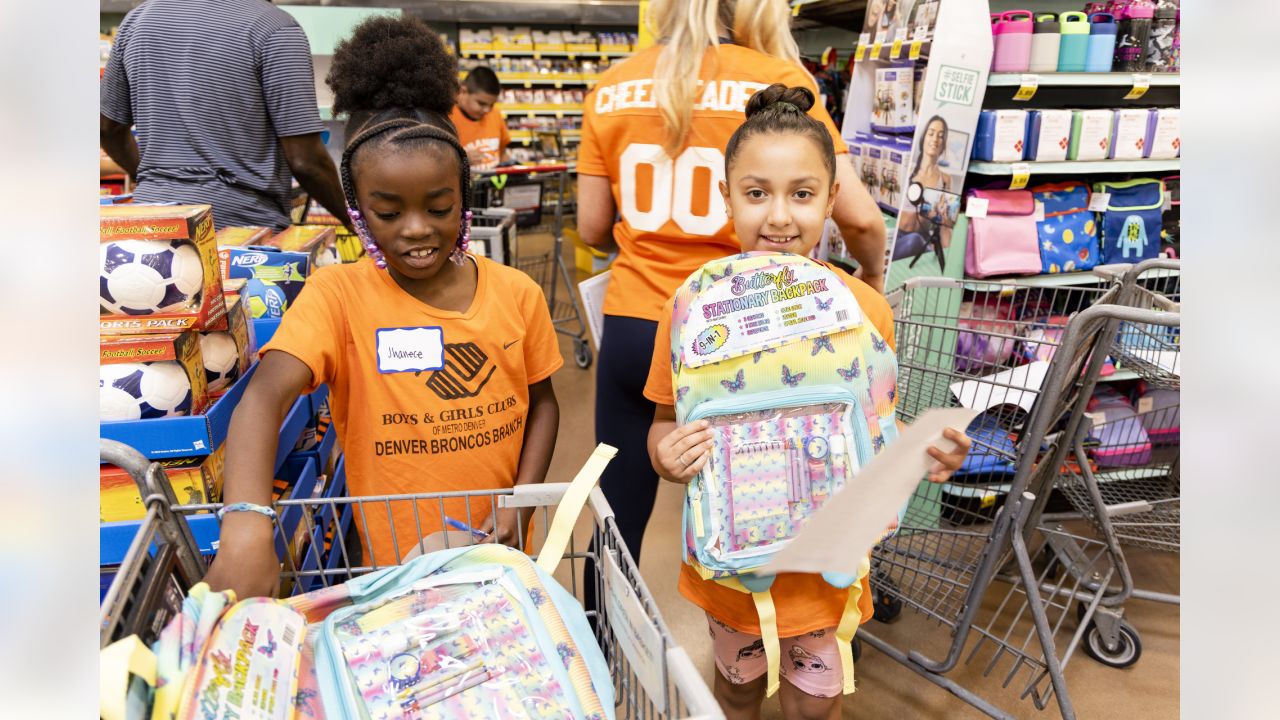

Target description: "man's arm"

left=280, top=134, right=353, bottom=233
left=100, top=115, right=139, bottom=182
left=832, top=154, right=888, bottom=293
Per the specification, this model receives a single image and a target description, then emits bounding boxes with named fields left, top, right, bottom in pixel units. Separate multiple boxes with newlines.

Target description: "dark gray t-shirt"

left=101, top=0, right=323, bottom=229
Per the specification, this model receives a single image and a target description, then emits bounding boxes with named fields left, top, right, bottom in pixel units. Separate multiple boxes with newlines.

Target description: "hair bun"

left=744, top=84, right=816, bottom=119
left=327, top=16, right=458, bottom=118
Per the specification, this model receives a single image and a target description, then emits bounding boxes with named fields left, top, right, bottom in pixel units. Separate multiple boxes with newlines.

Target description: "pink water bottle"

left=993, top=10, right=1034, bottom=72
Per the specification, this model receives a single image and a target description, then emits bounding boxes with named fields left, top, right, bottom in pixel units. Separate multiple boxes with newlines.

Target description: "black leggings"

left=594, top=314, right=661, bottom=559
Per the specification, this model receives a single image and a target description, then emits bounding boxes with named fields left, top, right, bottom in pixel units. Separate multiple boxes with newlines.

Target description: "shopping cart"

left=99, top=443, right=721, bottom=719
left=1032, top=260, right=1181, bottom=669
left=474, top=164, right=594, bottom=369
left=857, top=274, right=1142, bottom=719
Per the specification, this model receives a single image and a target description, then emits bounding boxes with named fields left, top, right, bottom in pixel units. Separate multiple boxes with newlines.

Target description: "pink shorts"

left=705, top=614, right=844, bottom=698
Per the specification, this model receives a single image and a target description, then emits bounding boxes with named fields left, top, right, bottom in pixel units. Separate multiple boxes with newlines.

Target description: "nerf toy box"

left=217, top=228, right=309, bottom=313
left=99, top=444, right=225, bottom=522
left=100, top=204, right=228, bottom=335
left=99, top=331, right=211, bottom=420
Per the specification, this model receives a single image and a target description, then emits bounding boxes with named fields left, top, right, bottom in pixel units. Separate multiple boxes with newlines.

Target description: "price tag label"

left=1009, top=162, right=1031, bottom=190
left=870, top=30, right=887, bottom=58
left=1162, top=190, right=1173, bottom=212
left=854, top=33, right=871, bottom=62
left=523, top=81, right=532, bottom=89
left=1088, top=192, right=1112, bottom=212
left=1013, top=74, right=1040, bottom=101
left=890, top=28, right=908, bottom=59
left=527, top=112, right=536, bottom=119
left=555, top=111, right=564, bottom=119
left=1033, top=200, right=1045, bottom=222
left=909, top=39, right=925, bottom=60
left=600, top=54, right=609, bottom=62
left=1125, top=73, right=1152, bottom=100
left=966, top=197, right=989, bottom=218
left=554, top=81, right=563, bottom=88
left=567, top=53, right=577, bottom=59
left=478, top=52, right=487, bottom=59
left=533, top=52, right=541, bottom=59
left=792, top=2, right=801, bottom=17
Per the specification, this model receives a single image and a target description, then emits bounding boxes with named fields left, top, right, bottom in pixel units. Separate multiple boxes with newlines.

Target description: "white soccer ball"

left=99, top=361, right=193, bottom=421
left=200, top=331, right=242, bottom=392
left=100, top=239, right=204, bottom=315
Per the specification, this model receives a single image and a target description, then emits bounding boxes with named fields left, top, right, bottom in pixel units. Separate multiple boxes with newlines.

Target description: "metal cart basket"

left=475, top=164, right=594, bottom=369
left=859, top=274, right=1143, bottom=719
left=100, top=441, right=722, bottom=719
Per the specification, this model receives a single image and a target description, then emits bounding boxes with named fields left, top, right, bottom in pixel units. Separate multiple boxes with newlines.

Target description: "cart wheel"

left=573, top=338, right=593, bottom=369
left=1082, top=620, right=1142, bottom=669
left=872, top=580, right=903, bottom=624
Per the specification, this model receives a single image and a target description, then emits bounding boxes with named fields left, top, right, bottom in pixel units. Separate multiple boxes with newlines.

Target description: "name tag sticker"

left=376, top=327, right=445, bottom=373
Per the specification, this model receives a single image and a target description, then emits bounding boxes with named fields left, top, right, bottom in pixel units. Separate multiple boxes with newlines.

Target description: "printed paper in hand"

left=578, top=270, right=610, bottom=350
left=759, top=407, right=979, bottom=577
left=950, top=360, right=1050, bottom=413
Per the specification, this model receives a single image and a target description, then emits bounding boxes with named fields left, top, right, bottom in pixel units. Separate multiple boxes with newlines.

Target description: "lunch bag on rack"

left=668, top=252, right=900, bottom=697
left=1095, top=178, right=1164, bottom=264
left=964, top=189, right=1042, bottom=278
left=1086, top=386, right=1153, bottom=468
left=1031, top=182, right=1100, bottom=274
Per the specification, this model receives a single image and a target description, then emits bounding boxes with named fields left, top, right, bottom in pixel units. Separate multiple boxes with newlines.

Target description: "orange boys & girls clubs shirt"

left=263, top=257, right=562, bottom=565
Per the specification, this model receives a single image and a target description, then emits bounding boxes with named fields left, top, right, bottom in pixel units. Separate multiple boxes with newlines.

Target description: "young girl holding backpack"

left=644, top=85, right=971, bottom=720
left=204, top=16, right=562, bottom=601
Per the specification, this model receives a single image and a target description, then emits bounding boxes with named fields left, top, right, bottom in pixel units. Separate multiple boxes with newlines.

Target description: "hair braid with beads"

left=339, top=113, right=474, bottom=268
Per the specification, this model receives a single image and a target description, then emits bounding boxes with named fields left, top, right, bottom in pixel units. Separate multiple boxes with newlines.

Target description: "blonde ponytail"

left=650, top=0, right=799, bottom=157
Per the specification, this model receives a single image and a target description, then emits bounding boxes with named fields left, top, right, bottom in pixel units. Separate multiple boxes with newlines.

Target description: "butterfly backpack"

left=669, top=252, right=901, bottom=696
left=105, top=447, right=618, bottom=720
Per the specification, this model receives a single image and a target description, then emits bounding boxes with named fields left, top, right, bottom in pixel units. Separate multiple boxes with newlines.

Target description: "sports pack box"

left=215, top=225, right=310, bottom=306
left=99, top=330, right=211, bottom=422
left=100, top=204, right=228, bottom=335
left=201, top=294, right=254, bottom=397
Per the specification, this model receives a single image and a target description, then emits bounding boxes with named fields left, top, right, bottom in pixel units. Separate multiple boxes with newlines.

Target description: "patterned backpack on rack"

left=668, top=252, right=900, bottom=696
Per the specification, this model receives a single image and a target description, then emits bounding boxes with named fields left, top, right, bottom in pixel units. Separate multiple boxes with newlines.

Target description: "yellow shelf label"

left=1013, top=74, right=1040, bottom=101
left=909, top=40, right=924, bottom=60
left=1125, top=73, right=1152, bottom=100
left=890, top=29, right=907, bottom=59
left=1010, top=163, right=1031, bottom=190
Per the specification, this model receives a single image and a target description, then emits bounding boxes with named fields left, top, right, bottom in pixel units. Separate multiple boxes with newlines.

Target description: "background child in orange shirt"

left=204, top=17, right=561, bottom=601
left=644, top=85, right=970, bottom=720
left=450, top=66, right=511, bottom=170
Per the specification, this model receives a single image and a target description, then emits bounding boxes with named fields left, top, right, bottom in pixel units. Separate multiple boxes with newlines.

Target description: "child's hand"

left=654, top=420, right=715, bottom=484
left=926, top=427, right=971, bottom=484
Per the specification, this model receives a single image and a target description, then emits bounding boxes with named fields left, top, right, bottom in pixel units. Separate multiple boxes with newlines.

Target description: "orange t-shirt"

left=642, top=263, right=894, bottom=637
left=264, top=257, right=562, bottom=564
left=450, top=105, right=511, bottom=170
left=578, top=44, right=850, bottom=323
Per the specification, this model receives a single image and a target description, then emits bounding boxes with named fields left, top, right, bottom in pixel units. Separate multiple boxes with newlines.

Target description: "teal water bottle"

left=1057, top=12, right=1090, bottom=72
left=1086, top=13, right=1118, bottom=72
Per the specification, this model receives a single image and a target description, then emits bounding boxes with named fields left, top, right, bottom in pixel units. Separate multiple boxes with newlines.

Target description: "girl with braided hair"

left=204, top=16, right=562, bottom=601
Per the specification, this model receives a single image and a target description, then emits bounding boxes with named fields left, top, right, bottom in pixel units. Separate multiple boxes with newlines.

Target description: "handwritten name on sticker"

left=376, top=327, right=445, bottom=373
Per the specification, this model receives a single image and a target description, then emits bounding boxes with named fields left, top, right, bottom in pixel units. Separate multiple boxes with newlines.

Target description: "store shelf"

left=461, top=49, right=631, bottom=59
left=495, top=75, right=599, bottom=87
left=988, top=72, right=1180, bottom=87
left=968, top=159, right=1180, bottom=175
left=502, top=108, right=583, bottom=116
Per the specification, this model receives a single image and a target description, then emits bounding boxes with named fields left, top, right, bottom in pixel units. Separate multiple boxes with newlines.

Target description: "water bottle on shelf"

left=1146, top=1, right=1179, bottom=72
left=1029, top=14, right=1061, bottom=73
left=992, top=10, right=1034, bottom=72
left=1057, top=12, right=1091, bottom=72
left=1114, top=2, right=1156, bottom=72
left=1085, top=13, right=1118, bottom=73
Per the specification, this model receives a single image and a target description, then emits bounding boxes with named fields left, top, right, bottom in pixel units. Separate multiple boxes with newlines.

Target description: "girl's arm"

left=489, top=378, right=559, bottom=547
left=576, top=173, right=619, bottom=252
left=202, top=351, right=314, bottom=600
left=648, top=404, right=714, bottom=484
